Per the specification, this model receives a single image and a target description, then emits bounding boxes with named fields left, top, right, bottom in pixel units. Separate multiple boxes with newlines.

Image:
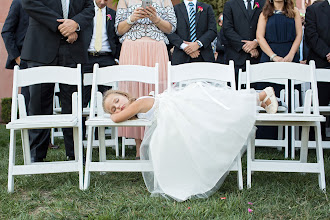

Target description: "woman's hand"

left=131, top=7, right=147, bottom=22
left=273, top=56, right=284, bottom=62
left=143, top=6, right=160, bottom=24
left=283, top=53, right=295, bottom=62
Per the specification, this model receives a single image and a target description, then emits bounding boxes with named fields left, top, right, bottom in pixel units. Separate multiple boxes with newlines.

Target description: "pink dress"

left=115, top=0, right=176, bottom=139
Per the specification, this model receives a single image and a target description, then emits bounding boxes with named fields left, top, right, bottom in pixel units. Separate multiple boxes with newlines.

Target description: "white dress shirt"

left=88, top=2, right=111, bottom=52
left=243, top=0, right=254, bottom=9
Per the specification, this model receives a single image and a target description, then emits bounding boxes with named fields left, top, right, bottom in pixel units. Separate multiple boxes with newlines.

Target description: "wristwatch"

left=196, top=40, right=203, bottom=48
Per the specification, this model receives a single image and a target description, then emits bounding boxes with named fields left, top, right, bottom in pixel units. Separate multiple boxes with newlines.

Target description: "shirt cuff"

left=180, top=43, right=188, bottom=50
left=196, top=40, right=203, bottom=48
left=76, top=24, right=81, bottom=32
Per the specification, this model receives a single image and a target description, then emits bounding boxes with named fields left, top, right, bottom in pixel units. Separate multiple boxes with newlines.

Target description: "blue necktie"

left=188, top=2, right=196, bottom=42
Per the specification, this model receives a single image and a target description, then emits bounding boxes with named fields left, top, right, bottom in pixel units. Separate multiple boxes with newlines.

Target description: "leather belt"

left=88, top=51, right=112, bottom=56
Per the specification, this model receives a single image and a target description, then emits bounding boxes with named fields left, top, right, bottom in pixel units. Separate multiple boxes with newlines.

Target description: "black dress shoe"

left=48, top=143, right=60, bottom=149
left=66, top=156, right=75, bottom=161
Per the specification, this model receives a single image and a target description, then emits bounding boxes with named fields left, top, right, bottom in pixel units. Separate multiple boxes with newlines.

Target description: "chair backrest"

left=168, top=61, right=236, bottom=91
left=315, top=68, right=330, bottom=83
left=246, top=60, right=319, bottom=114
left=11, top=65, right=82, bottom=121
left=89, top=63, right=159, bottom=118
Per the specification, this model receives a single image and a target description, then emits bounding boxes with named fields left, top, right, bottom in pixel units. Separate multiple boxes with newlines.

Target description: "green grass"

left=0, top=124, right=329, bottom=219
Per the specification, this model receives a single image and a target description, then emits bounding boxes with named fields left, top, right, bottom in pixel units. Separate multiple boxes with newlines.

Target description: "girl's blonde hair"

left=102, top=90, right=136, bottom=113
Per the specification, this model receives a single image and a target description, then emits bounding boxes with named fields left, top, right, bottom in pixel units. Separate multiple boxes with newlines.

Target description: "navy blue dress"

left=260, top=11, right=299, bottom=63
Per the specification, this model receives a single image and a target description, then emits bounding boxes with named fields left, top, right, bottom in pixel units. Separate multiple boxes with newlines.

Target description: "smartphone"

left=142, top=0, right=152, bottom=8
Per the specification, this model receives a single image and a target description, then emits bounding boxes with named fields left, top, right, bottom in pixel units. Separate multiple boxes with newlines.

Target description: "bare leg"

left=135, top=139, right=142, bottom=159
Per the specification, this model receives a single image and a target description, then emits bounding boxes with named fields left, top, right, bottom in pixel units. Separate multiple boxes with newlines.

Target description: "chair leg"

left=8, top=129, right=16, bottom=193
left=300, top=126, right=310, bottom=163
left=21, top=129, right=31, bottom=165
left=291, top=126, right=296, bottom=159
left=112, top=127, right=119, bottom=157
left=122, top=137, right=126, bottom=158
left=73, top=127, right=79, bottom=161
left=98, top=127, right=106, bottom=162
left=236, top=153, right=243, bottom=190
left=247, top=132, right=255, bottom=189
left=83, top=126, right=94, bottom=190
left=284, top=126, right=288, bottom=158
left=277, top=126, right=283, bottom=152
left=315, top=123, right=326, bottom=191
left=77, top=125, right=84, bottom=190
left=51, top=128, right=55, bottom=145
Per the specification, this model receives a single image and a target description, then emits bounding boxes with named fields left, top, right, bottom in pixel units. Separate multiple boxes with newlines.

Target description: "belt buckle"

left=92, top=51, right=99, bottom=56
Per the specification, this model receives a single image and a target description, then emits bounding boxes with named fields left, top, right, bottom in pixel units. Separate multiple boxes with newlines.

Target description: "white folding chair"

left=51, top=83, right=64, bottom=144
left=238, top=69, right=289, bottom=158
left=168, top=60, right=244, bottom=190
left=82, top=73, right=119, bottom=156
left=291, top=68, right=330, bottom=158
left=6, top=65, right=84, bottom=192
left=246, top=60, right=326, bottom=190
left=83, top=63, right=159, bottom=190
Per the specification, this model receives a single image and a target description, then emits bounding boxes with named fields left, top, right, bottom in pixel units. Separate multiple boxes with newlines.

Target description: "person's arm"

left=144, top=6, right=172, bottom=34
left=70, top=0, right=94, bottom=31
left=283, top=8, right=302, bottom=62
left=1, top=0, right=21, bottom=64
left=223, top=2, right=244, bottom=52
left=21, top=0, right=63, bottom=32
left=305, top=4, right=330, bottom=61
left=110, top=99, right=152, bottom=123
left=196, top=4, right=217, bottom=49
left=256, top=13, right=283, bottom=61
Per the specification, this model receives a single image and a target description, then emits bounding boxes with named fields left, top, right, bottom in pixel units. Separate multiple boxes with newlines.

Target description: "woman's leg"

left=135, top=139, right=142, bottom=159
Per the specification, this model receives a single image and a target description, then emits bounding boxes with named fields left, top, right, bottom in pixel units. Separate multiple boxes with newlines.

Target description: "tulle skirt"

left=118, top=37, right=169, bottom=139
left=141, top=83, right=256, bottom=202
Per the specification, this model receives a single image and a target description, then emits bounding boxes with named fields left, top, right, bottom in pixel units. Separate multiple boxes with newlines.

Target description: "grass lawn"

left=0, top=124, right=329, bottom=219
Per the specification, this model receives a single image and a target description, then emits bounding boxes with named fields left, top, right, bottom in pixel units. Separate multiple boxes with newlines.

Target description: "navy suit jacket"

left=1, top=0, right=29, bottom=69
left=223, top=0, right=265, bottom=67
left=167, top=2, right=217, bottom=65
left=84, top=7, right=121, bottom=60
left=305, top=1, right=330, bottom=68
left=21, top=0, right=94, bottom=64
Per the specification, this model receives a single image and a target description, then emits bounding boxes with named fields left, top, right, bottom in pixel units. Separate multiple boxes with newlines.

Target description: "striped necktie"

left=188, top=2, right=196, bottom=42
left=61, top=0, right=68, bottom=19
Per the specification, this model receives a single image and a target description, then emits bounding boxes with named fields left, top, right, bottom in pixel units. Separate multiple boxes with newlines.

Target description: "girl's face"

left=104, top=93, right=130, bottom=114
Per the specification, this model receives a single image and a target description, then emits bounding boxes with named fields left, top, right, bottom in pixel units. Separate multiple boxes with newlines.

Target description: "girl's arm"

left=283, top=8, right=302, bottom=62
left=110, top=98, right=154, bottom=123
left=256, top=13, right=283, bottom=62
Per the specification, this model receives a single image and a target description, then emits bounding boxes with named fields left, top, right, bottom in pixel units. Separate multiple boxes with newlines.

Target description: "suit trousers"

left=27, top=40, right=80, bottom=160
left=82, top=53, right=116, bottom=139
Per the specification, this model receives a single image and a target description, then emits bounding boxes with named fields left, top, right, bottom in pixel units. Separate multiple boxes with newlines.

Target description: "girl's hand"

left=283, top=53, right=294, bottom=62
left=131, top=7, right=146, bottom=22
left=143, top=6, right=160, bottom=24
left=273, top=56, right=284, bottom=62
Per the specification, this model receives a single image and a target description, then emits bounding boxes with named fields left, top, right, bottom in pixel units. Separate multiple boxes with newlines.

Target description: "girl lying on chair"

left=103, top=83, right=278, bottom=202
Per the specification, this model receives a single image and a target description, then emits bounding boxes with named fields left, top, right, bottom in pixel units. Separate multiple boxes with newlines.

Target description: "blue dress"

left=260, top=11, right=299, bottom=63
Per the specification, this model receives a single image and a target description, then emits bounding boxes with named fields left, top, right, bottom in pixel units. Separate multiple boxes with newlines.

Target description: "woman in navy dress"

left=257, top=0, right=302, bottom=63
left=255, top=0, right=302, bottom=139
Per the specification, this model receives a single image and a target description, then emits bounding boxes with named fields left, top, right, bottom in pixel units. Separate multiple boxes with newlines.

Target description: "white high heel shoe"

left=262, top=87, right=278, bottom=114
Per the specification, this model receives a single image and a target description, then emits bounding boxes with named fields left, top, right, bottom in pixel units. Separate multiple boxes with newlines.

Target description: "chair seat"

left=85, top=116, right=152, bottom=127
left=294, top=106, right=330, bottom=114
left=256, top=113, right=326, bottom=123
left=257, top=106, right=287, bottom=113
left=7, top=115, right=78, bottom=129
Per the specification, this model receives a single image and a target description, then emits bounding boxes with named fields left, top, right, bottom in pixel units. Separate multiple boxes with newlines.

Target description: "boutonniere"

left=253, top=2, right=260, bottom=10
left=106, top=14, right=112, bottom=21
left=197, top=6, right=203, bottom=13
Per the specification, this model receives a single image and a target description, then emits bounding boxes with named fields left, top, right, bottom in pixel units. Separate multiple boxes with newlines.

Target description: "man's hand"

left=15, top=56, right=21, bottom=65
left=249, top=49, right=259, bottom=58
left=326, top=53, right=330, bottom=63
left=242, top=40, right=258, bottom=53
left=183, top=41, right=199, bottom=55
left=189, top=50, right=200, bottom=58
left=66, top=32, right=78, bottom=44
left=57, top=19, right=78, bottom=37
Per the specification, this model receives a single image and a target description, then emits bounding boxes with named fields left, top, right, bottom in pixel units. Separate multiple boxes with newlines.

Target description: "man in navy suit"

left=305, top=0, right=330, bottom=140
left=223, top=0, right=265, bottom=82
left=167, top=0, right=217, bottom=65
left=1, top=0, right=29, bottom=111
left=83, top=0, right=121, bottom=107
left=21, top=0, right=94, bottom=162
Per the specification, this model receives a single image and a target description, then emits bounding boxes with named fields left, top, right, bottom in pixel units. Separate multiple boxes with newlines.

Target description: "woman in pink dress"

left=115, top=0, right=176, bottom=158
